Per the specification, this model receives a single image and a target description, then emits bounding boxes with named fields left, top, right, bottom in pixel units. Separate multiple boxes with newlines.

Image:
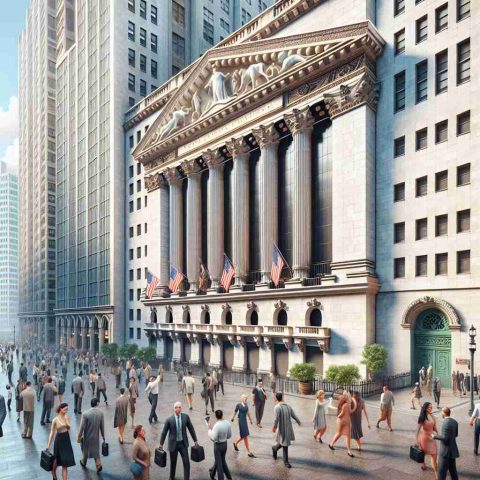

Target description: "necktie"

left=176, top=415, right=182, bottom=441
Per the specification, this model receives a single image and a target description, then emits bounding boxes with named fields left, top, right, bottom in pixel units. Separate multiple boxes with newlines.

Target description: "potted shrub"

left=289, top=363, right=317, bottom=395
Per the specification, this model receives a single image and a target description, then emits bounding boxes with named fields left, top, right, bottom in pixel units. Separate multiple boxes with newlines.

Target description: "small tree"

left=137, top=347, right=156, bottom=365
left=361, top=343, right=388, bottom=380
left=119, top=343, right=139, bottom=360
left=325, top=364, right=361, bottom=386
left=101, top=343, right=118, bottom=363
left=289, top=363, right=316, bottom=383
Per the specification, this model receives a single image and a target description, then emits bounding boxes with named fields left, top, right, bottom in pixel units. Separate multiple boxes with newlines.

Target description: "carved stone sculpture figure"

left=278, top=51, right=305, bottom=72
left=191, top=91, right=202, bottom=120
left=233, top=62, right=270, bottom=94
left=159, top=106, right=190, bottom=140
left=206, top=65, right=231, bottom=103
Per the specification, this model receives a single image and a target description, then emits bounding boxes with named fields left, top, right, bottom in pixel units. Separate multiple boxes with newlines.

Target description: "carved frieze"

left=307, top=298, right=323, bottom=309
left=274, top=299, right=288, bottom=311
left=144, top=172, right=167, bottom=192
left=247, top=301, right=257, bottom=311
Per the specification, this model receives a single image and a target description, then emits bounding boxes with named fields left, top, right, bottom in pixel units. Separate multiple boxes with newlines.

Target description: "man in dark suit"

left=40, top=377, right=57, bottom=425
left=72, top=374, right=85, bottom=414
left=433, top=407, right=459, bottom=480
left=159, top=401, right=199, bottom=480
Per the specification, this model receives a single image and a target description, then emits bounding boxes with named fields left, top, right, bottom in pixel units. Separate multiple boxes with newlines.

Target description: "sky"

left=0, top=0, right=29, bottom=173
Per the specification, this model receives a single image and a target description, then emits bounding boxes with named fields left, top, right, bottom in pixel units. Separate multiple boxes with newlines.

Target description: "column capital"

left=145, top=172, right=167, bottom=192
left=202, top=148, right=223, bottom=169
left=284, top=106, right=315, bottom=135
left=181, top=158, right=202, bottom=176
left=252, top=124, right=280, bottom=148
left=225, top=137, right=250, bottom=158
left=164, top=166, right=183, bottom=185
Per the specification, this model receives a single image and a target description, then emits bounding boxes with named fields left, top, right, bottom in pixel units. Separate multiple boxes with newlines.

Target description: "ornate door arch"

left=413, top=309, right=451, bottom=388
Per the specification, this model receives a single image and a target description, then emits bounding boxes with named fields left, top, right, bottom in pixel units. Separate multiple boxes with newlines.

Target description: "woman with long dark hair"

left=416, top=402, right=438, bottom=479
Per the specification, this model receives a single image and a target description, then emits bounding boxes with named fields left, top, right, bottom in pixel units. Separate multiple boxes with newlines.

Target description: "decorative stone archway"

left=401, top=296, right=461, bottom=330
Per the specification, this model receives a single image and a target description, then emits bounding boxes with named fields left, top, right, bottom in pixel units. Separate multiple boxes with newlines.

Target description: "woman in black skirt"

left=46, top=403, right=75, bottom=479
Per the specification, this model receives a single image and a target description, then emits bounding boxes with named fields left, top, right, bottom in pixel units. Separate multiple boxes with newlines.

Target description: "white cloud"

left=0, top=96, right=19, bottom=145
left=0, top=138, right=19, bottom=173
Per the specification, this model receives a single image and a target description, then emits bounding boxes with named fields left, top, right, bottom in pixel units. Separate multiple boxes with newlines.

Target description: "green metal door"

left=413, top=309, right=451, bottom=388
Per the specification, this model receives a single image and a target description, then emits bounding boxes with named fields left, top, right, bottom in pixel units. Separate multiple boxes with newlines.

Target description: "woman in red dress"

left=416, top=402, right=438, bottom=479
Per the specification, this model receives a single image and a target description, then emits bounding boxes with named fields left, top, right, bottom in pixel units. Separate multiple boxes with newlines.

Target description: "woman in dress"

left=15, top=378, right=25, bottom=422
left=328, top=391, right=357, bottom=457
left=231, top=394, right=255, bottom=457
left=131, top=425, right=151, bottom=480
left=350, top=391, right=371, bottom=451
left=129, top=377, right=139, bottom=428
left=114, top=388, right=129, bottom=444
left=46, top=403, right=75, bottom=480
left=416, top=402, right=438, bottom=479
left=411, top=382, right=423, bottom=409
left=312, top=390, right=330, bottom=443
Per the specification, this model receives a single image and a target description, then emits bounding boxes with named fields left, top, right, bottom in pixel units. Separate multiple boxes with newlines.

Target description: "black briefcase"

left=190, top=444, right=205, bottom=463
left=102, top=441, right=109, bottom=457
left=155, top=447, right=167, bottom=467
left=409, top=445, right=425, bottom=463
left=40, top=449, right=55, bottom=472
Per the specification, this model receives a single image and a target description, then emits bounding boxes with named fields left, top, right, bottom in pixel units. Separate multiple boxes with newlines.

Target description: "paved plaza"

left=1, top=361, right=479, bottom=480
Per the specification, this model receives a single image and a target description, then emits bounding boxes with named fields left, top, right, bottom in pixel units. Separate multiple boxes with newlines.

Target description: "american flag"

left=198, top=262, right=210, bottom=290
left=271, top=244, right=285, bottom=286
left=145, top=272, right=159, bottom=299
left=169, top=265, right=185, bottom=293
left=220, top=254, right=235, bottom=292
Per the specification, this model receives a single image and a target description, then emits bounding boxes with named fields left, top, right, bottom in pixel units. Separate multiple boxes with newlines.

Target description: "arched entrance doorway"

left=413, top=309, right=451, bottom=387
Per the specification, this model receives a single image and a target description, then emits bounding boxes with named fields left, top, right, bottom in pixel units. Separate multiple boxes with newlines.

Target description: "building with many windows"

left=0, top=162, right=18, bottom=340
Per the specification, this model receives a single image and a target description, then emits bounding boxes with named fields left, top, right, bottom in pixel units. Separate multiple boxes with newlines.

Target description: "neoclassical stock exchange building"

left=126, top=0, right=478, bottom=384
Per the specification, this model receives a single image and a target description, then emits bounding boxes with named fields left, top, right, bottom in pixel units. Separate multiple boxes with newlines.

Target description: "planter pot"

left=298, top=381, right=312, bottom=395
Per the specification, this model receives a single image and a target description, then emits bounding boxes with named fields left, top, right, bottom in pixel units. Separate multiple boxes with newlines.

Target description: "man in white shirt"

left=469, top=401, right=480, bottom=456
left=145, top=374, right=161, bottom=423
left=208, top=409, right=232, bottom=480
left=182, top=371, right=195, bottom=410
left=376, top=385, right=395, bottom=431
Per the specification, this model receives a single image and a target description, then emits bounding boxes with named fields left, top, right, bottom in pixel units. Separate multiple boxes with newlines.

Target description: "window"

left=129, top=183, right=134, bottom=195
left=128, top=0, right=135, bottom=13
left=416, top=15, right=428, bottom=43
left=128, top=48, right=135, bottom=67
left=435, top=4, right=448, bottom=32
left=140, top=54, right=146, bottom=72
left=151, top=33, right=158, bottom=53
left=394, top=71, right=406, bottom=112
left=416, top=60, right=428, bottom=103
left=129, top=97, right=135, bottom=107
left=416, top=128, right=428, bottom=150
left=457, top=163, right=470, bottom=186
left=145, top=223, right=148, bottom=233
left=203, top=8, right=214, bottom=44
left=145, top=245, right=148, bottom=256
left=129, top=226, right=134, bottom=238
left=457, top=209, right=470, bottom=233
left=137, top=268, right=141, bottom=280
left=151, top=59, right=157, bottom=78
left=137, top=179, right=141, bottom=192
left=435, top=50, right=448, bottom=94
left=457, top=39, right=470, bottom=84
left=129, top=200, right=134, bottom=212
left=394, top=182, right=405, bottom=202
left=151, top=5, right=158, bottom=24
left=140, top=80, right=146, bottom=96
left=128, top=21, right=135, bottom=41
left=129, top=290, right=134, bottom=301
left=394, top=136, right=405, bottom=157
left=172, top=65, right=181, bottom=75
left=129, top=269, right=134, bottom=281
left=241, top=8, right=251, bottom=25
left=394, top=29, right=405, bottom=55
left=137, top=197, right=142, bottom=209
left=137, top=130, right=141, bottom=143
left=221, top=0, right=230, bottom=14
left=394, top=222, right=405, bottom=243
left=173, top=2, right=185, bottom=26
left=151, top=84, right=157, bottom=92
left=435, top=170, right=448, bottom=192
left=457, top=0, right=470, bottom=21
left=144, top=267, right=148, bottom=278
left=137, top=289, right=141, bottom=300
left=140, top=28, right=146, bottom=47
left=140, top=0, right=146, bottom=19
left=172, top=33, right=185, bottom=59
left=128, top=73, right=135, bottom=92
left=394, top=258, right=405, bottom=278
left=435, top=214, right=448, bottom=236
left=394, top=0, right=405, bottom=16
left=129, top=328, right=134, bottom=339
left=435, top=253, right=448, bottom=275
left=416, top=218, right=428, bottom=240
left=137, top=309, right=141, bottom=321
left=416, top=176, right=428, bottom=197
left=129, top=248, right=134, bottom=260
left=137, top=224, right=141, bottom=235
left=137, top=328, right=141, bottom=340
left=457, top=250, right=470, bottom=274
left=137, top=162, right=142, bottom=175
left=416, top=255, right=428, bottom=276
left=129, top=165, right=134, bottom=178
left=220, top=18, right=230, bottom=31
left=435, top=120, right=448, bottom=144
left=129, top=136, right=134, bottom=149
left=457, top=111, right=470, bottom=135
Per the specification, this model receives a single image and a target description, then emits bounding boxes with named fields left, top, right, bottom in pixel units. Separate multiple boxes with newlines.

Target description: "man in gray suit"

left=77, top=398, right=106, bottom=473
left=40, top=377, right=57, bottom=425
left=20, top=381, right=36, bottom=438
left=72, top=374, right=85, bottom=414
left=433, top=407, right=459, bottom=480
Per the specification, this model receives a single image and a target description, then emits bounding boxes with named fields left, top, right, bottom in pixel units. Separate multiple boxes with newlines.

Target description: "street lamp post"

left=468, top=324, right=477, bottom=416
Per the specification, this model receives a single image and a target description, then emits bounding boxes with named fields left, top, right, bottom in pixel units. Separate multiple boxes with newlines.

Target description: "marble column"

left=252, top=124, right=280, bottom=283
left=172, top=335, right=182, bottom=362
left=232, top=339, right=247, bottom=372
left=225, top=137, right=250, bottom=286
left=209, top=339, right=222, bottom=368
left=285, top=107, right=315, bottom=279
left=156, top=335, right=166, bottom=359
left=182, top=159, right=202, bottom=290
left=165, top=167, right=184, bottom=278
left=91, top=323, right=97, bottom=353
left=204, top=149, right=224, bottom=286
left=257, top=341, right=274, bottom=375
left=189, top=338, right=201, bottom=364
left=81, top=323, right=87, bottom=351
left=99, top=326, right=105, bottom=351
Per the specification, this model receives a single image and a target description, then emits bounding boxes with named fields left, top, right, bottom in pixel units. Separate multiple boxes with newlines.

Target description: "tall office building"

left=18, top=0, right=58, bottom=345
left=0, top=162, right=18, bottom=340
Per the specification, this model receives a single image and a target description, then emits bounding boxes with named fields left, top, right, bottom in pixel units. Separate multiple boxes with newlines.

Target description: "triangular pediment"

left=134, top=21, right=383, bottom=165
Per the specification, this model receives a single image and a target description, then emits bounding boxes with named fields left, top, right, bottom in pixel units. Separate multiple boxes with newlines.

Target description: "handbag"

left=409, top=445, right=425, bottom=463
left=102, top=441, right=109, bottom=456
left=190, top=444, right=205, bottom=463
left=130, top=461, right=144, bottom=477
left=154, top=447, right=167, bottom=467
left=40, top=449, right=55, bottom=472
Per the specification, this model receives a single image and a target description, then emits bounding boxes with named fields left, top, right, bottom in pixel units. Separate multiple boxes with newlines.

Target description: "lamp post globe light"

left=468, top=324, right=477, bottom=416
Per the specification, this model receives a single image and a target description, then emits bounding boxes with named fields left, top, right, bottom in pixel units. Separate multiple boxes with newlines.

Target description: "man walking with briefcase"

left=159, top=401, right=199, bottom=480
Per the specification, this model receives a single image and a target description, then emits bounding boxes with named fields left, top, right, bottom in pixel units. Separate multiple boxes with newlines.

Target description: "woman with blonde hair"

left=328, top=391, right=357, bottom=457
left=232, top=394, right=255, bottom=457
left=312, top=390, right=330, bottom=443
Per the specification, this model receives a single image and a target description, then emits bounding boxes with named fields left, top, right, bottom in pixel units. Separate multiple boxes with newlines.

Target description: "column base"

left=292, top=267, right=309, bottom=280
